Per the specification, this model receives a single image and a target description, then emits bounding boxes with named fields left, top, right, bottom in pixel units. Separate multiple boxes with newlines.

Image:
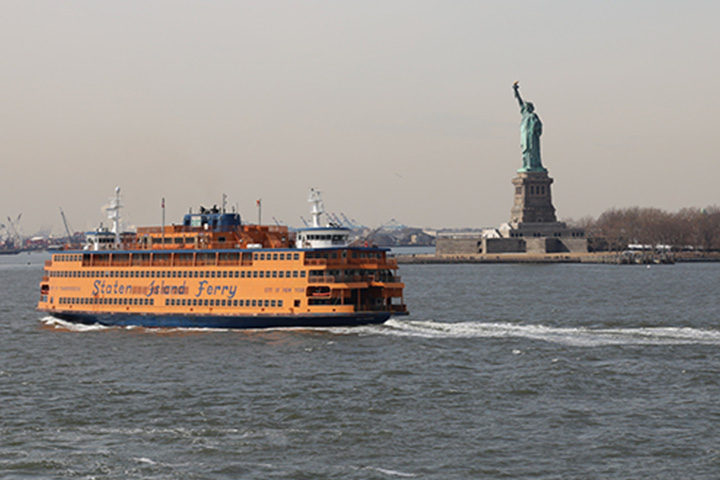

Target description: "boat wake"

left=40, top=316, right=234, bottom=334
left=41, top=316, right=114, bottom=332
left=331, top=319, right=720, bottom=347
left=41, top=316, right=720, bottom=346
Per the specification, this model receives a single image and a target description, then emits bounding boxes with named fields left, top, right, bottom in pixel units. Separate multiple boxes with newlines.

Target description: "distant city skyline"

left=2, top=1, right=719, bottom=236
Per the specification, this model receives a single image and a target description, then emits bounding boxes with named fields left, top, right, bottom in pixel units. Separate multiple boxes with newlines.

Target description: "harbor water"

left=2, top=252, right=720, bottom=479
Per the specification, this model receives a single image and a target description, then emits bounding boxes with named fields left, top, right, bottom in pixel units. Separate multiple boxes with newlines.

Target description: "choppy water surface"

left=2, top=253, right=720, bottom=479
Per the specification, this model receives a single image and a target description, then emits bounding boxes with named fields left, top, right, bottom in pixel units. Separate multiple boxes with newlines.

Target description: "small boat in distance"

left=37, top=188, right=408, bottom=329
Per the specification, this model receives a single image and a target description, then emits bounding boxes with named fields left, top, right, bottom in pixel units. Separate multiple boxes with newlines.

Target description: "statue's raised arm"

left=513, top=81, right=524, bottom=109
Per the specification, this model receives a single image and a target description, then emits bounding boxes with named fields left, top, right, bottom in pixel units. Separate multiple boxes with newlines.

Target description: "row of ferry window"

left=164, top=298, right=284, bottom=308
left=59, top=297, right=155, bottom=306
left=305, top=251, right=384, bottom=260
left=254, top=252, right=300, bottom=261
left=54, top=251, right=380, bottom=263
left=50, top=270, right=308, bottom=279
left=55, top=254, right=82, bottom=262
left=53, top=252, right=302, bottom=263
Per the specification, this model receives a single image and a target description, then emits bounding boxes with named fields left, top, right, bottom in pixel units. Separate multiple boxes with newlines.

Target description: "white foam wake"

left=41, top=316, right=113, bottom=332
left=331, top=319, right=720, bottom=346
left=41, top=316, right=720, bottom=346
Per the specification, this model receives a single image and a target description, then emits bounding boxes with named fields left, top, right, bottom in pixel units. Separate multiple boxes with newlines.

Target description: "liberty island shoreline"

left=395, top=251, right=720, bottom=265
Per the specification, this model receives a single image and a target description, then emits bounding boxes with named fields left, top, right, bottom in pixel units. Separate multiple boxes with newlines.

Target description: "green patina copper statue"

left=513, top=82, right=546, bottom=172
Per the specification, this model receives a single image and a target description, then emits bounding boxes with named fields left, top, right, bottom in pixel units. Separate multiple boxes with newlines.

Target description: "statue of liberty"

left=513, top=82, right=546, bottom=172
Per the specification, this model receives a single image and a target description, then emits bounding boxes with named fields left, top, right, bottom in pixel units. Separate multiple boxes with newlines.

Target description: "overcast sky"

left=1, top=0, right=718, bottom=235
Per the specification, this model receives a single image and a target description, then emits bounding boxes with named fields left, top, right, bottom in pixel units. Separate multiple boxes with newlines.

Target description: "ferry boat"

left=37, top=188, right=407, bottom=329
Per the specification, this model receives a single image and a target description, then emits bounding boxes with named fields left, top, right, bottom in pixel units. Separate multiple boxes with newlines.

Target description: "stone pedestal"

left=435, top=154, right=588, bottom=256
left=510, top=171, right=557, bottom=224
left=497, top=170, right=588, bottom=253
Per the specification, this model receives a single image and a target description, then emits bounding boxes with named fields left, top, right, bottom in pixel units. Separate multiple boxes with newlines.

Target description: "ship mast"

left=106, top=186, right=123, bottom=246
left=309, top=188, right=324, bottom=228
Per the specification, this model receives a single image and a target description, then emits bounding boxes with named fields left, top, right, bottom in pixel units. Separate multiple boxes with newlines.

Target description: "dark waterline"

left=2, top=253, right=720, bottom=479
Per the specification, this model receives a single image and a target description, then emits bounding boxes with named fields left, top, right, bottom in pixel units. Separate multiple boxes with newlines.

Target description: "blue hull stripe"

left=50, top=311, right=391, bottom=329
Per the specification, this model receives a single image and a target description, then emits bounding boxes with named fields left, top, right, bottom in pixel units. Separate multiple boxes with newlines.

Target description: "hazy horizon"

left=2, top=1, right=719, bottom=236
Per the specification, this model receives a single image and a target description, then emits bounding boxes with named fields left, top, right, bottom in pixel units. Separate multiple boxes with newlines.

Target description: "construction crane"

left=341, top=213, right=362, bottom=229
left=6, top=214, right=22, bottom=242
left=59, top=207, right=74, bottom=239
left=327, top=212, right=342, bottom=227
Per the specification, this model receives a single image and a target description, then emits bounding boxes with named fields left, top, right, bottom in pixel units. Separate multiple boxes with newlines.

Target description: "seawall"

left=395, top=252, right=720, bottom=265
